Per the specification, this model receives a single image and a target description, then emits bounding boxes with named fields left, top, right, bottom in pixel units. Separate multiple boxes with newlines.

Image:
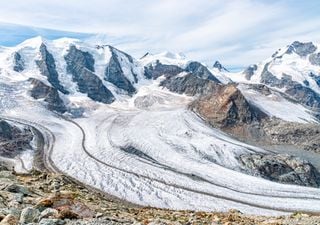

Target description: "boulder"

left=20, top=207, right=40, bottom=224
left=0, top=121, right=12, bottom=139
left=0, top=214, right=17, bottom=225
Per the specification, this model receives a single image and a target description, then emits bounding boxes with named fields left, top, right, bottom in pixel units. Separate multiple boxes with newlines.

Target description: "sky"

left=0, top=0, right=319, bottom=70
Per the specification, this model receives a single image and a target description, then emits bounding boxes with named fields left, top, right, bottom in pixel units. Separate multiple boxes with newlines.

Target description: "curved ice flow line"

left=2, top=114, right=320, bottom=215
left=74, top=110, right=320, bottom=213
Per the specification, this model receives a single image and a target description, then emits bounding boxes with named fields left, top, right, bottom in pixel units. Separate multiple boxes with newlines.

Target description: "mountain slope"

left=0, top=37, right=320, bottom=216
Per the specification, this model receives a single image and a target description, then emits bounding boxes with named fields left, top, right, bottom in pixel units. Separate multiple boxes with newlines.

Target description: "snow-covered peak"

left=212, top=60, right=229, bottom=72
left=139, top=51, right=189, bottom=68
left=17, top=36, right=46, bottom=49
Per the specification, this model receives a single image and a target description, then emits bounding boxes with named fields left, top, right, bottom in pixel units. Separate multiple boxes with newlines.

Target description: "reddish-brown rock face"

left=190, top=84, right=267, bottom=127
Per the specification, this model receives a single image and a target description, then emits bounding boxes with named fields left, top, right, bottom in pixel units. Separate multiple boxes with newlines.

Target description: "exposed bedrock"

left=190, top=84, right=267, bottom=127
left=187, top=81, right=320, bottom=153
left=13, top=52, right=25, bottom=72
left=286, top=41, right=317, bottom=57
left=28, top=78, right=67, bottom=113
left=185, top=61, right=221, bottom=82
left=104, top=46, right=137, bottom=95
left=243, top=64, right=257, bottom=80
left=240, top=153, right=320, bottom=187
left=144, top=60, right=184, bottom=79
left=64, top=45, right=115, bottom=104
left=36, top=44, right=69, bottom=94
left=0, top=120, right=33, bottom=158
left=260, top=63, right=320, bottom=109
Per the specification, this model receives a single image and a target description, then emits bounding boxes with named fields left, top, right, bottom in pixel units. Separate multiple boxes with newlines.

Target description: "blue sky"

left=0, top=0, right=319, bottom=69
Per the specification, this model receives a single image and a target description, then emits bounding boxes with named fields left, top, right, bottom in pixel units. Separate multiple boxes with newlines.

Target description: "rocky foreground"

left=0, top=167, right=320, bottom=225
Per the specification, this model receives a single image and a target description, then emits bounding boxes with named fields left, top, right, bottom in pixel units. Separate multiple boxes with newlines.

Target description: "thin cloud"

left=0, top=0, right=319, bottom=69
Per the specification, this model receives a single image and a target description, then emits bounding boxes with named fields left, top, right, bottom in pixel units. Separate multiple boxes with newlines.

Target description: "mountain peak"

left=286, top=41, right=317, bottom=57
left=213, top=60, right=229, bottom=72
left=17, top=36, right=46, bottom=48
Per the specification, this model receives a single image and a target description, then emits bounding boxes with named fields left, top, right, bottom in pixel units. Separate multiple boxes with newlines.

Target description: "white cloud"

left=0, top=0, right=320, bottom=68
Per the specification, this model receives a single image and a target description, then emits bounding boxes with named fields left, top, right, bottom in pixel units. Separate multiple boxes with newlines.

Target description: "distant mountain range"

left=1, top=37, right=320, bottom=215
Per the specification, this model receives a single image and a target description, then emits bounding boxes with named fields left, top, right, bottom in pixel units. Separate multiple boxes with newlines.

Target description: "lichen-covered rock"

left=20, top=207, right=40, bottom=224
left=65, top=46, right=115, bottom=104
left=0, top=214, right=17, bottom=225
left=240, top=153, right=320, bottom=187
left=29, top=78, right=67, bottom=113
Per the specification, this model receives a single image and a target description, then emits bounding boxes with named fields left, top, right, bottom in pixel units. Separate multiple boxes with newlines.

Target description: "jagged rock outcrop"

left=29, top=78, right=67, bottom=113
left=104, top=46, right=137, bottom=95
left=185, top=61, right=221, bottom=82
left=243, top=64, right=257, bottom=80
left=260, top=63, right=320, bottom=109
left=309, top=52, right=320, bottom=66
left=286, top=41, right=317, bottom=57
left=144, top=60, right=183, bottom=79
left=190, top=84, right=267, bottom=127
left=160, top=73, right=218, bottom=96
left=65, top=45, right=115, bottom=104
left=262, top=119, right=320, bottom=153
left=0, top=120, right=33, bottom=158
left=240, top=153, right=320, bottom=187
left=12, top=52, right=24, bottom=72
left=36, top=44, right=69, bottom=94
left=0, top=120, right=13, bottom=139
left=213, top=61, right=229, bottom=72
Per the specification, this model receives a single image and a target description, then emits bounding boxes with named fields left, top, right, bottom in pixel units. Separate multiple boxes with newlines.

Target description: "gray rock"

left=243, top=64, right=257, bottom=80
left=0, top=214, right=17, bottom=225
left=286, top=41, right=317, bottom=57
left=20, top=207, right=40, bottom=224
left=160, top=73, right=218, bottom=96
left=13, top=52, right=24, bottom=72
left=39, top=219, right=65, bottom=225
left=190, top=84, right=267, bottom=127
left=260, top=63, right=320, bottom=109
left=36, top=44, right=69, bottom=95
left=65, top=45, right=115, bottom=104
left=240, top=153, right=320, bottom=187
left=285, top=83, right=320, bottom=109
left=39, top=208, right=59, bottom=220
left=309, top=72, right=320, bottom=87
left=5, top=183, right=31, bottom=196
left=104, top=46, right=137, bottom=95
left=185, top=61, right=221, bottom=83
left=144, top=60, right=183, bottom=79
left=213, top=60, right=229, bottom=72
left=309, top=52, right=320, bottom=66
left=0, top=120, right=12, bottom=139
left=29, top=78, right=67, bottom=113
